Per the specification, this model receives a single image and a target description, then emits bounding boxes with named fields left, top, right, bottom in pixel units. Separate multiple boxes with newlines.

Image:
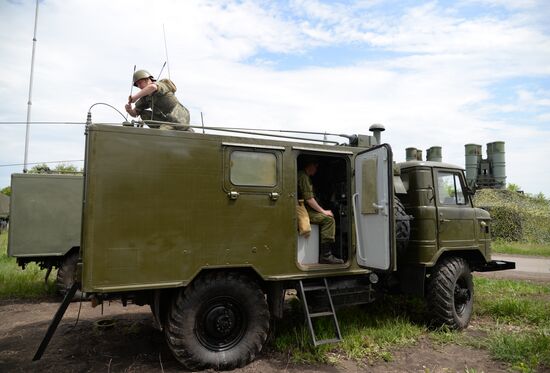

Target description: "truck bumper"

left=475, top=260, right=516, bottom=272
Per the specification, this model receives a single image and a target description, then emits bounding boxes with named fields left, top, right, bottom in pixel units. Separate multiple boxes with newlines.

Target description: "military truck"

left=8, top=173, right=82, bottom=294
left=0, top=192, right=9, bottom=233
left=36, top=121, right=514, bottom=370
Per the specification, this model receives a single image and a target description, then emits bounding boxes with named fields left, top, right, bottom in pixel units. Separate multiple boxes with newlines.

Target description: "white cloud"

left=0, top=0, right=549, bottom=197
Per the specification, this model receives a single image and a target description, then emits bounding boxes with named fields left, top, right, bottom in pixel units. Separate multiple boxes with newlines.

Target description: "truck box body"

left=0, top=192, right=9, bottom=219
left=82, top=125, right=394, bottom=292
left=8, top=173, right=82, bottom=258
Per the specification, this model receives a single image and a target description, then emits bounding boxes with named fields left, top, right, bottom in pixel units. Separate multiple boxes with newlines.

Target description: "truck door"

left=434, top=169, right=476, bottom=250
left=353, top=144, right=395, bottom=271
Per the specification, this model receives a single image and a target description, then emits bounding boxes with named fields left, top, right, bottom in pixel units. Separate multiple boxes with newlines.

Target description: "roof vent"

left=369, top=123, right=385, bottom=145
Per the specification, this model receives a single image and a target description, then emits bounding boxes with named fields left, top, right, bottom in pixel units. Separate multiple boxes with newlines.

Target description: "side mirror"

left=465, top=180, right=477, bottom=196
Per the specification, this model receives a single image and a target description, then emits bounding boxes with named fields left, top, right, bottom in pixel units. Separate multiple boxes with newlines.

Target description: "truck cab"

left=397, top=161, right=491, bottom=267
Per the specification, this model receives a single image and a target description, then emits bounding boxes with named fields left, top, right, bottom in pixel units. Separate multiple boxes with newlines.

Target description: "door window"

left=437, top=172, right=466, bottom=205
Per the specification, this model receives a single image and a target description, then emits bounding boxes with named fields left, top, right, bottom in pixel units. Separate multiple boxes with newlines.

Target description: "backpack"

left=159, top=78, right=177, bottom=93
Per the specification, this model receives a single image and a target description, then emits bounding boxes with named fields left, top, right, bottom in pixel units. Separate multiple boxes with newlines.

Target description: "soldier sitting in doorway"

left=124, top=69, right=192, bottom=131
left=297, top=158, right=344, bottom=265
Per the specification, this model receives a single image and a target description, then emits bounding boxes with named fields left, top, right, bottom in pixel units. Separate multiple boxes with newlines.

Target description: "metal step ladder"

left=298, top=278, right=343, bottom=346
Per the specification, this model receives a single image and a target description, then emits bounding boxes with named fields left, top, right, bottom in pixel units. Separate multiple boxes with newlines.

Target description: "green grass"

left=272, top=296, right=425, bottom=364
left=492, top=240, right=550, bottom=257
left=0, top=233, right=57, bottom=299
left=472, top=277, right=550, bottom=372
left=474, top=277, right=550, bottom=327
left=488, top=332, right=550, bottom=373
left=272, top=278, right=550, bottom=372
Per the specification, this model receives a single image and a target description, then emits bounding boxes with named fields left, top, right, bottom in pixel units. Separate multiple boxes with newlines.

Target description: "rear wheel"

left=56, top=251, right=83, bottom=300
left=427, top=257, right=473, bottom=329
left=165, top=272, right=270, bottom=370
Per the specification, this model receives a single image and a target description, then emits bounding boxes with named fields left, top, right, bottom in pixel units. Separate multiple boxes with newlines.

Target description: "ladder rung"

left=298, top=279, right=342, bottom=347
left=315, top=338, right=342, bottom=345
left=303, top=285, right=326, bottom=292
left=310, top=311, right=334, bottom=318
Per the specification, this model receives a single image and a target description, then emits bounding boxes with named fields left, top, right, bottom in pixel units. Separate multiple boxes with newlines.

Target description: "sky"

left=0, top=0, right=549, bottom=196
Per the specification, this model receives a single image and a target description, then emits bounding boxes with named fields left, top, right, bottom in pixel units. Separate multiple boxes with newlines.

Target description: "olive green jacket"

left=135, top=80, right=190, bottom=125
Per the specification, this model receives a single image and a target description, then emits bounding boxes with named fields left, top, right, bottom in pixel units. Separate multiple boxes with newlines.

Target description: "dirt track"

left=0, top=298, right=510, bottom=373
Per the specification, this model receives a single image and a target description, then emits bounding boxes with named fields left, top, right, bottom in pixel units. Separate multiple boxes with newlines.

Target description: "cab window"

left=437, top=171, right=466, bottom=205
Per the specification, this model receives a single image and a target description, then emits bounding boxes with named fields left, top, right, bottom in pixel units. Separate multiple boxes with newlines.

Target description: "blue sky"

left=0, top=0, right=549, bottom=196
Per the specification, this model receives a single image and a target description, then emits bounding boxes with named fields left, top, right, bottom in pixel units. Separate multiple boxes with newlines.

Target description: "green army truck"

left=0, top=192, right=9, bottom=233
left=37, top=122, right=514, bottom=370
left=8, top=173, right=82, bottom=294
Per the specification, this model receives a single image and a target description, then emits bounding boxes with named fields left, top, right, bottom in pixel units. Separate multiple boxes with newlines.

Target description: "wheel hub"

left=196, top=296, right=246, bottom=351
left=206, top=306, right=235, bottom=336
left=454, top=280, right=471, bottom=314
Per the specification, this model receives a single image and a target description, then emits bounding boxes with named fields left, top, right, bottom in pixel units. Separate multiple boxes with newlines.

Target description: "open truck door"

left=352, top=144, right=395, bottom=271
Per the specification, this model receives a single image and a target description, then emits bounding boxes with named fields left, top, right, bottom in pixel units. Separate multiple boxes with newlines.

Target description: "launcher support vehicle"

left=35, top=121, right=514, bottom=370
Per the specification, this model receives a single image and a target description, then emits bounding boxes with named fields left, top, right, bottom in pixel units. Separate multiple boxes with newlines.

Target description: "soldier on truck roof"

left=124, top=69, right=192, bottom=131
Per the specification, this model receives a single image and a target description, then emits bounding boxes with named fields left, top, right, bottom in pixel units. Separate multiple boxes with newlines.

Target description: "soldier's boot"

left=319, top=243, right=344, bottom=264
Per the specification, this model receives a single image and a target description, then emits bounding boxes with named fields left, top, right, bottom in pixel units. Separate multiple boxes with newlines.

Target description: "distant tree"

left=0, top=186, right=10, bottom=196
left=28, top=163, right=52, bottom=174
left=507, top=183, right=521, bottom=192
left=28, top=163, right=81, bottom=174
left=535, top=192, right=548, bottom=202
left=53, top=163, right=81, bottom=174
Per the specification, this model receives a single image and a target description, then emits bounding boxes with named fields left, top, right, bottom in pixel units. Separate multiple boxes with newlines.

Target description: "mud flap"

left=33, top=281, right=79, bottom=361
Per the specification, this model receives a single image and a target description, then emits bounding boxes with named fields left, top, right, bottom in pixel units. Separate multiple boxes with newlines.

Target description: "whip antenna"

left=23, top=0, right=40, bottom=173
left=163, top=24, right=171, bottom=79
left=157, top=61, right=166, bottom=80
left=124, top=64, right=136, bottom=121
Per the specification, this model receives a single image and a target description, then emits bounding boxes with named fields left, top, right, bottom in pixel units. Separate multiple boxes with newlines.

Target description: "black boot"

left=319, top=243, right=344, bottom=264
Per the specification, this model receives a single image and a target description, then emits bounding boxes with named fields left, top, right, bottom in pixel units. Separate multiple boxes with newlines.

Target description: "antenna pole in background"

left=23, top=0, right=40, bottom=173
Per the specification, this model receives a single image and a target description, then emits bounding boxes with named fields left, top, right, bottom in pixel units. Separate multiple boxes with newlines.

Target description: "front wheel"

left=427, top=257, right=473, bottom=329
left=165, top=272, right=270, bottom=370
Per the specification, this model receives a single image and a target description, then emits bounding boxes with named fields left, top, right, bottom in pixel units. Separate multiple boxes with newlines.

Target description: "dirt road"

left=0, top=299, right=509, bottom=373
left=477, top=254, right=550, bottom=282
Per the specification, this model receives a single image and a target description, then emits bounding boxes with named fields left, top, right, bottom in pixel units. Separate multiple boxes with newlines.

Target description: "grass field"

left=492, top=240, right=550, bottom=257
left=0, top=233, right=57, bottom=299
left=273, top=278, right=550, bottom=372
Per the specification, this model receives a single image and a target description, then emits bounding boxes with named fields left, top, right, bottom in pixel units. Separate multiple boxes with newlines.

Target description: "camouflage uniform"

left=134, top=80, right=191, bottom=131
left=297, top=170, right=335, bottom=244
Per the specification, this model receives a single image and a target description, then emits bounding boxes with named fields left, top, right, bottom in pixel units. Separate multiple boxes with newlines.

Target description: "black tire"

left=427, top=257, right=473, bottom=330
left=394, top=197, right=410, bottom=254
left=56, top=251, right=83, bottom=300
left=165, top=272, right=270, bottom=370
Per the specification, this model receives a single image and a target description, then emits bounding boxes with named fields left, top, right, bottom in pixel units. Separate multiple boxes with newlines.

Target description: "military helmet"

left=133, top=70, right=155, bottom=86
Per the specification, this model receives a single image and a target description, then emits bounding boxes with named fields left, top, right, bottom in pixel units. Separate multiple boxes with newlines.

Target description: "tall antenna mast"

left=163, top=24, right=171, bottom=79
left=23, top=0, right=40, bottom=173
